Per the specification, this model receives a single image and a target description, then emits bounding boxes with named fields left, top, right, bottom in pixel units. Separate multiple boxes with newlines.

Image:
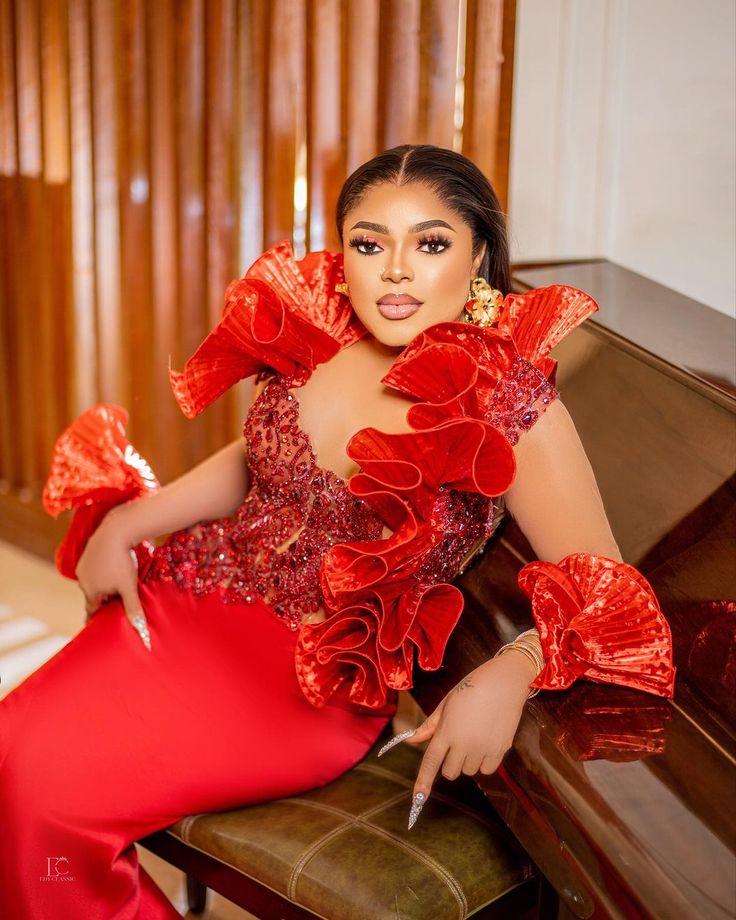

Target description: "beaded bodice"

left=143, top=376, right=384, bottom=630
left=142, top=371, right=518, bottom=631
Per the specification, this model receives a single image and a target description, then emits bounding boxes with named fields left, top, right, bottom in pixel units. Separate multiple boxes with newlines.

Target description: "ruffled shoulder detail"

left=493, top=284, right=599, bottom=378
left=42, top=404, right=160, bottom=579
left=381, top=284, right=599, bottom=429
left=244, top=240, right=364, bottom=344
left=169, top=240, right=367, bottom=419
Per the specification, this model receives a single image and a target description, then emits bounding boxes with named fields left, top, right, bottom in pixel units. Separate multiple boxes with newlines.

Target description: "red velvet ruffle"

left=518, top=553, right=677, bottom=698
left=492, top=284, right=600, bottom=377
left=294, top=418, right=517, bottom=709
left=381, top=283, right=599, bottom=427
left=42, top=404, right=160, bottom=579
left=169, top=240, right=367, bottom=418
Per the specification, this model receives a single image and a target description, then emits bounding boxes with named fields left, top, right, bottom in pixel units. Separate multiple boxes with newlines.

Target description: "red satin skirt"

left=0, top=580, right=397, bottom=919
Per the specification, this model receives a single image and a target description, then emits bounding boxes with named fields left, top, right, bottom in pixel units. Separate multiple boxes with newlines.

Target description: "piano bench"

left=138, top=723, right=542, bottom=920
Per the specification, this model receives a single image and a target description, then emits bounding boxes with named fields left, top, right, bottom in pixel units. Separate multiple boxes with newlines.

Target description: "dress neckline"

left=254, top=376, right=358, bottom=491
left=288, top=385, right=361, bottom=488
left=271, top=329, right=407, bottom=490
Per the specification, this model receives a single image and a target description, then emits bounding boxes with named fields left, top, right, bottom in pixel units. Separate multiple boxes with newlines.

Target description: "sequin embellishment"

left=143, top=376, right=385, bottom=631
left=414, top=486, right=500, bottom=584
left=485, top=354, right=558, bottom=444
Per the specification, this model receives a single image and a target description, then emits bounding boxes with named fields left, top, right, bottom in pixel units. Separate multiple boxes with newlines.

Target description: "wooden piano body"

left=411, top=261, right=736, bottom=920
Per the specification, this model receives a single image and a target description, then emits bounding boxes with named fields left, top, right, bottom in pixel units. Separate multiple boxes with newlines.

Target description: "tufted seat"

left=139, top=722, right=540, bottom=919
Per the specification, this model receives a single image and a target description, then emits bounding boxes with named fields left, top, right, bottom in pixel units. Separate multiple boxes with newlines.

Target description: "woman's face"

left=340, top=181, right=486, bottom=348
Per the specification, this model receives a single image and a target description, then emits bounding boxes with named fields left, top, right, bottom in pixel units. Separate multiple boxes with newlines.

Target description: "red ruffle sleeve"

left=42, top=404, right=160, bottom=579
left=169, top=239, right=367, bottom=418
left=518, top=553, right=677, bottom=699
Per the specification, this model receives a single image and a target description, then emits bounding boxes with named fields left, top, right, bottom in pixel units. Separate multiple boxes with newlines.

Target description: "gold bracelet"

left=517, top=627, right=540, bottom=642
left=494, top=639, right=543, bottom=699
left=516, top=628, right=544, bottom=656
left=514, top=628, right=544, bottom=698
left=494, top=632, right=544, bottom=670
left=495, top=645, right=541, bottom=699
left=497, top=643, right=540, bottom=675
left=512, top=639, right=544, bottom=673
left=501, top=634, right=544, bottom=672
left=513, top=631, right=545, bottom=671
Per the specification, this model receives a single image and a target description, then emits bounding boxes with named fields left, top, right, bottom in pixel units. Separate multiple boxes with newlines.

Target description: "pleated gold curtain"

left=0, top=0, right=516, bottom=555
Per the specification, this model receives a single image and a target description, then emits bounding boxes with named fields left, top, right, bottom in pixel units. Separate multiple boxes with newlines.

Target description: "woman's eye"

left=348, top=235, right=452, bottom=255
left=348, top=237, right=382, bottom=255
left=418, top=235, right=452, bottom=254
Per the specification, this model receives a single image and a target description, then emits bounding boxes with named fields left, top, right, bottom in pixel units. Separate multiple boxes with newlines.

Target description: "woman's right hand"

left=74, top=511, right=152, bottom=651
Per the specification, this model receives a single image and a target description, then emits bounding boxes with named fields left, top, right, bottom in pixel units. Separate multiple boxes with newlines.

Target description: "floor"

left=0, top=539, right=259, bottom=918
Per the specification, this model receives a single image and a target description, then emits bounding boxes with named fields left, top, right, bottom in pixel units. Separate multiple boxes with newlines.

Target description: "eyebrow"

left=348, top=219, right=456, bottom=234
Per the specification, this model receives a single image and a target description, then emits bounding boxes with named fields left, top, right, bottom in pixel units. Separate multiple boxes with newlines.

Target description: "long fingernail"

left=377, top=729, right=416, bottom=758
left=130, top=614, right=152, bottom=652
left=408, top=791, right=426, bottom=830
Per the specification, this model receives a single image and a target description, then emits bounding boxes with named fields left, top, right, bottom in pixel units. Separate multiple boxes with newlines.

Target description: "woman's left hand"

left=393, top=650, right=537, bottom=828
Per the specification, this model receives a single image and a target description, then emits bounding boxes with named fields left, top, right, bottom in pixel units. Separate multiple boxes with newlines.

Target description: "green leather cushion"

left=164, top=726, right=536, bottom=920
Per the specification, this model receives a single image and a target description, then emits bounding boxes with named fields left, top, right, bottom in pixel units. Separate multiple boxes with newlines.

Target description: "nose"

left=381, top=259, right=413, bottom=284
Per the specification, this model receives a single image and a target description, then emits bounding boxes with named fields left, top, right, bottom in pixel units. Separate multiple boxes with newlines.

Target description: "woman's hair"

left=335, top=144, right=511, bottom=294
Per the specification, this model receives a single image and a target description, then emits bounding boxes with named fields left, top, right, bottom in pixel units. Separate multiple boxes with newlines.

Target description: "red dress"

left=0, top=240, right=675, bottom=919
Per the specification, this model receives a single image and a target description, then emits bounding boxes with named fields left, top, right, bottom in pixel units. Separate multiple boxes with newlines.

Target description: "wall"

left=507, top=0, right=736, bottom=317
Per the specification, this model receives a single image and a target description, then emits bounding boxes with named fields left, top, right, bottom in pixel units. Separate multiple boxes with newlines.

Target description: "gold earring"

left=335, top=281, right=350, bottom=296
left=462, top=276, right=504, bottom=327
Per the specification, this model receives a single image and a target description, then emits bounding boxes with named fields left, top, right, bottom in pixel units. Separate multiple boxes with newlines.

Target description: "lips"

left=376, top=294, right=422, bottom=320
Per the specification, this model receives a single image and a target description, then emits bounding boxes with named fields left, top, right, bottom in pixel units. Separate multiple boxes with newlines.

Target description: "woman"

left=0, top=144, right=675, bottom=919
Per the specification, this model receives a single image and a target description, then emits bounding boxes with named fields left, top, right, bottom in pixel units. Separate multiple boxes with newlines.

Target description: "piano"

left=412, top=260, right=736, bottom=920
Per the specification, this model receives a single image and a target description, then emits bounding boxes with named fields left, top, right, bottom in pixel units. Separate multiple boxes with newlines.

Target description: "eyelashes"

left=347, top=235, right=380, bottom=254
left=348, top=234, right=453, bottom=255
